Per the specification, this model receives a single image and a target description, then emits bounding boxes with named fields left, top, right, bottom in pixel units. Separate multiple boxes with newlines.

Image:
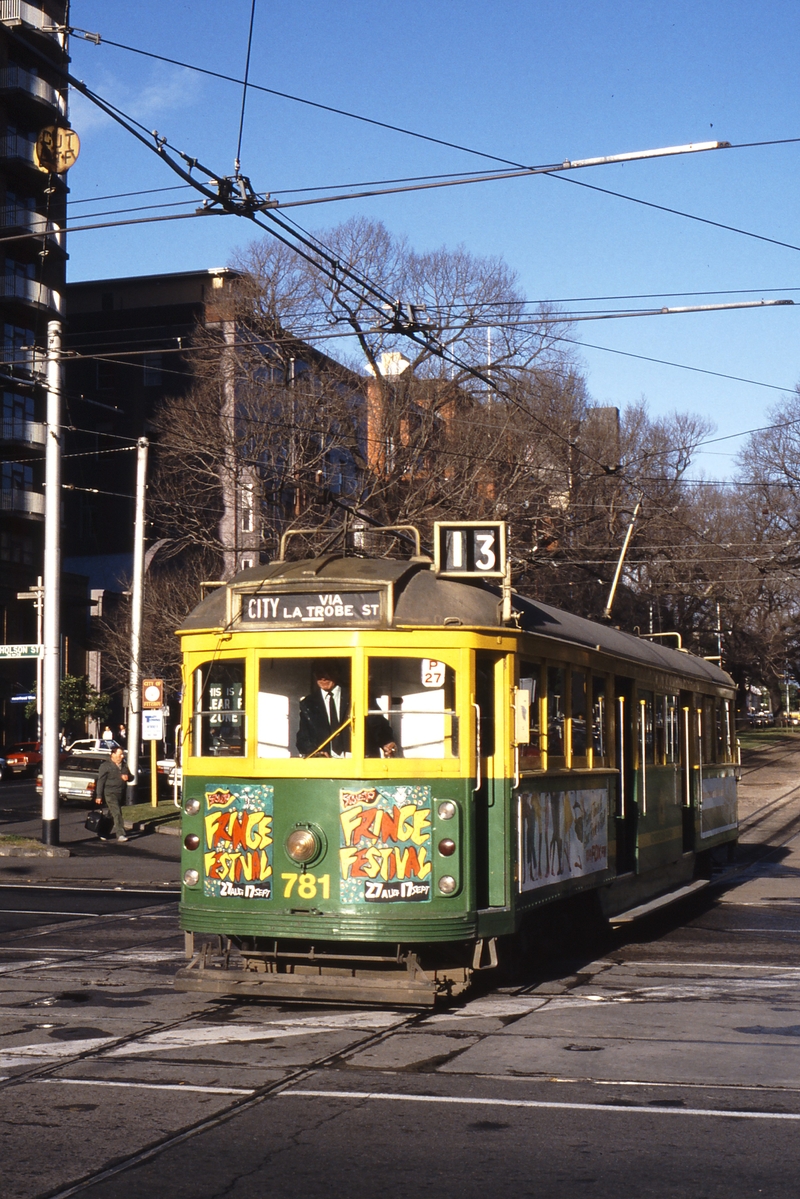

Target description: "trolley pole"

left=41, top=322, right=62, bottom=846
left=126, top=437, right=149, bottom=804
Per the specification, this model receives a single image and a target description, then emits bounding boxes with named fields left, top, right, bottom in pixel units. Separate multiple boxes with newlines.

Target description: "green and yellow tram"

left=175, top=523, right=738, bottom=1005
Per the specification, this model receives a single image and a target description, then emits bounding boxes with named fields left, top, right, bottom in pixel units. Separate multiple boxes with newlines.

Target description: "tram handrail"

left=306, top=713, right=355, bottom=758
left=278, top=523, right=422, bottom=560
left=473, top=702, right=481, bottom=793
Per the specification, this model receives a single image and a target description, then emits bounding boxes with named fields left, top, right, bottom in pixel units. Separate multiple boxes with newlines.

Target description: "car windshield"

left=7, top=744, right=37, bottom=755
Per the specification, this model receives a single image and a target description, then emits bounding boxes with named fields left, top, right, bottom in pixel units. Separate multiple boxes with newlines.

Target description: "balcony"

left=0, top=134, right=37, bottom=167
left=0, top=65, right=60, bottom=111
left=0, top=486, right=45, bottom=518
left=0, top=205, right=62, bottom=241
left=0, top=275, right=61, bottom=313
left=1, top=417, right=45, bottom=447
left=0, top=2, right=61, bottom=39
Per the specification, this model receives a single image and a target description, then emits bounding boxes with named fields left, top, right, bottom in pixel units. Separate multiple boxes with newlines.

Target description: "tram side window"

left=193, top=660, right=245, bottom=757
left=666, top=695, right=679, bottom=764
left=519, top=662, right=541, bottom=770
left=591, top=676, right=608, bottom=765
left=715, top=699, right=731, bottom=763
left=258, top=657, right=352, bottom=758
left=547, top=665, right=566, bottom=760
left=571, top=670, right=587, bottom=758
left=703, top=697, right=717, bottom=763
left=722, top=699, right=732, bottom=762
left=639, top=691, right=655, bottom=765
left=367, top=657, right=458, bottom=758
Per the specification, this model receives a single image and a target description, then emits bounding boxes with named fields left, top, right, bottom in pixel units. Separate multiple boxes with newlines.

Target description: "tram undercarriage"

left=175, top=934, right=494, bottom=1006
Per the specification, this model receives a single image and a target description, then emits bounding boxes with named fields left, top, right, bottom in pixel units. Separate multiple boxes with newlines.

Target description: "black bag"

left=85, top=807, right=113, bottom=838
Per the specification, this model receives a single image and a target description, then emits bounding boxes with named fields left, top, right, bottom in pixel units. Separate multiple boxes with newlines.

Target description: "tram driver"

left=296, top=660, right=397, bottom=759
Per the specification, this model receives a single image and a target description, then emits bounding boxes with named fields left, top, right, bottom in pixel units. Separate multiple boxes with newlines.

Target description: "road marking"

left=282, top=1089, right=800, bottom=1121
left=44, top=1078, right=254, bottom=1096
left=0, top=1013, right=404, bottom=1067
left=627, top=962, right=800, bottom=971
left=0, top=959, right=59, bottom=974
left=0, top=909, right=101, bottom=918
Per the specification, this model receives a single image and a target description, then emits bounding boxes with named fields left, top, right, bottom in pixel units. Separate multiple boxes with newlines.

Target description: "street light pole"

left=126, top=437, right=148, bottom=803
left=41, top=321, right=62, bottom=846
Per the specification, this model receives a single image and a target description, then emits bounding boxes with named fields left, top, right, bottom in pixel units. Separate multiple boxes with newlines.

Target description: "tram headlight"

left=438, top=875, right=457, bottom=895
left=184, top=834, right=200, bottom=851
left=286, top=826, right=320, bottom=864
left=183, top=868, right=200, bottom=887
left=437, top=801, right=456, bottom=820
left=184, top=798, right=200, bottom=816
left=438, top=838, right=456, bottom=857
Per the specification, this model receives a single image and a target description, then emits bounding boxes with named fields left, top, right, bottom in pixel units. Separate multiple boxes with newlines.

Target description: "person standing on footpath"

left=95, top=747, right=130, bottom=842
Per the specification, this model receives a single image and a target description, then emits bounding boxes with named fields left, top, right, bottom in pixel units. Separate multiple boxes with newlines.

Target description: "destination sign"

left=240, top=591, right=382, bottom=627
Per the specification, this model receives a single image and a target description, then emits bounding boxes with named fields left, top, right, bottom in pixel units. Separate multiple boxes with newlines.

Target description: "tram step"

left=609, top=878, right=709, bottom=925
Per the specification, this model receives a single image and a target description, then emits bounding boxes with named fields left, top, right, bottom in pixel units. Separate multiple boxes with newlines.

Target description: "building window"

left=2, top=460, right=33, bottom=490
left=3, top=390, right=33, bottom=436
left=142, top=353, right=163, bottom=386
left=240, top=481, right=255, bottom=533
left=96, top=360, right=115, bottom=390
left=0, top=531, right=35, bottom=566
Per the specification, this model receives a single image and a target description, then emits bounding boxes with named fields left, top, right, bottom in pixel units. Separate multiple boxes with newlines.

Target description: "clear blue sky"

left=66, top=1, right=800, bottom=478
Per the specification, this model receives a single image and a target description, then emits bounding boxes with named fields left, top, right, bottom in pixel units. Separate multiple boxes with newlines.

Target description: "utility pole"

left=126, top=437, right=148, bottom=804
left=41, top=322, right=62, bottom=845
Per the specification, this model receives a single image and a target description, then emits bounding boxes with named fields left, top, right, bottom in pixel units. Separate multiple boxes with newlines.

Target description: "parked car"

left=4, top=741, right=42, bottom=776
left=67, top=738, right=120, bottom=754
left=36, top=753, right=154, bottom=803
left=0, top=754, right=7, bottom=781
left=156, top=757, right=182, bottom=803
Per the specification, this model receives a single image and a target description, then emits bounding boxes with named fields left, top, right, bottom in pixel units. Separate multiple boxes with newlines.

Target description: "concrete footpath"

left=0, top=797, right=181, bottom=890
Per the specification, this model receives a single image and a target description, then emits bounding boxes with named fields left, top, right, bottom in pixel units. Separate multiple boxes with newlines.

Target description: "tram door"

left=474, top=652, right=506, bottom=910
left=614, top=676, right=637, bottom=874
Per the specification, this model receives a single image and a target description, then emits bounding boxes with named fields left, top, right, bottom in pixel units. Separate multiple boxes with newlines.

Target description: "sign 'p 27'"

left=433, top=521, right=507, bottom=579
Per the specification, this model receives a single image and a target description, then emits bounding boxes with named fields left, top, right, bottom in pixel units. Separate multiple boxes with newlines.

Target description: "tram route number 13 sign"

left=240, top=590, right=382, bottom=627
left=434, top=521, right=507, bottom=579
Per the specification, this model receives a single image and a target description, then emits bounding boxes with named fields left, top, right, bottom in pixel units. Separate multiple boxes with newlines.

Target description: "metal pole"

left=603, top=498, right=641, bottom=622
left=41, top=322, right=62, bottom=845
left=36, top=574, right=43, bottom=742
left=126, top=437, right=148, bottom=804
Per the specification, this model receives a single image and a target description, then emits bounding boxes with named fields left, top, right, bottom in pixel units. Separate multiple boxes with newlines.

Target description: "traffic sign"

left=142, top=678, right=165, bottom=710
left=0, top=644, right=41, bottom=659
left=433, top=521, right=507, bottom=579
left=142, top=710, right=164, bottom=741
left=10, top=694, right=36, bottom=704
left=35, top=125, right=80, bottom=173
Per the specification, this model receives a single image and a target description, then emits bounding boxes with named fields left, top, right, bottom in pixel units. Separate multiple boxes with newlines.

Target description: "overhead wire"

left=25, top=28, right=798, bottom=570
left=234, top=0, right=258, bottom=174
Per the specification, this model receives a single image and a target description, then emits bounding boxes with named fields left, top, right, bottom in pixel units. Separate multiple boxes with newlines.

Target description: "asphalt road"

left=1, top=747, right=800, bottom=1199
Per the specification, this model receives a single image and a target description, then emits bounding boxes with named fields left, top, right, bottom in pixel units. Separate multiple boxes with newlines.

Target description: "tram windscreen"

left=257, top=657, right=352, bottom=758
left=367, top=657, right=458, bottom=758
left=193, top=660, right=245, bottom=756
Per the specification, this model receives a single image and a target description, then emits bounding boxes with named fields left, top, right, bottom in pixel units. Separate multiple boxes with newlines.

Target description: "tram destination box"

left=239, top=590, right=383, bottom=628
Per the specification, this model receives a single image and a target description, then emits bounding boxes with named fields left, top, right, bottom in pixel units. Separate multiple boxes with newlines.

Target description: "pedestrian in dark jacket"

left=95, top=748, right=130, bottom=842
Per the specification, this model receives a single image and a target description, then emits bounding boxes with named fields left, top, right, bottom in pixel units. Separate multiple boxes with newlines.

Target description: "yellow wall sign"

left=35, top=126, right=80, bottom=174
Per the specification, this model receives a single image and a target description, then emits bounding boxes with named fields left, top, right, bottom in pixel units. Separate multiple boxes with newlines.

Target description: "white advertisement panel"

left=518, top=787, right=609, bottom=892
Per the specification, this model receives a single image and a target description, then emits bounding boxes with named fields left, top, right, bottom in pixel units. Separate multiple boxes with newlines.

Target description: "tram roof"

left=179, top=556, right=733, bottom=689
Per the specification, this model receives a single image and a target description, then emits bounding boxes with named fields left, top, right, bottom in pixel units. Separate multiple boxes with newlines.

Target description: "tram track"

left=33, top=1007, right=419, bottom=1199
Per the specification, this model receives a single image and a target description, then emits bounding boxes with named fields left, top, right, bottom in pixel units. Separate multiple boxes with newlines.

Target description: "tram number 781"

left=282, top=872, right=331, bottom=899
